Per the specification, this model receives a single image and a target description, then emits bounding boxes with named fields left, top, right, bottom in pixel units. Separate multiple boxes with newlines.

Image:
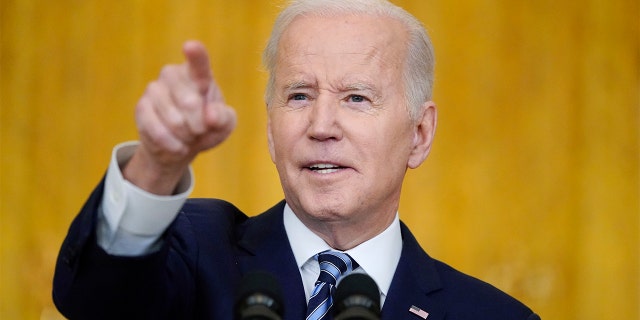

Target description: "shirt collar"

left=283, top=203, right=402, bottom=297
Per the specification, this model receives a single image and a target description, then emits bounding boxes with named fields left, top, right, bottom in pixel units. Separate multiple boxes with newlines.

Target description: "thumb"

left=182, top=40, right=212, bottom=95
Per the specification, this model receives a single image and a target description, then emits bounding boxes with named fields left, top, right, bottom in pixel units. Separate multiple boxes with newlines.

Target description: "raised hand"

left=123, top=41, right=237, bottom=195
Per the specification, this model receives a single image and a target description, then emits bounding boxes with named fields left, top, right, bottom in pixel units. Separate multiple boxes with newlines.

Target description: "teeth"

left=309, top=163, right=340, bottom=174
left=310, top=164, right=338, bottom=169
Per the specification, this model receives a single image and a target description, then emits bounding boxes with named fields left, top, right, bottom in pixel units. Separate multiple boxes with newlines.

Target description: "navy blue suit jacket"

left=53, top=180, right=540, bottom=319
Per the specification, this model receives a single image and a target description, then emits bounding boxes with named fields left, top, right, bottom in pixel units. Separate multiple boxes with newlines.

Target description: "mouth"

left=306, top=163, right=347, bottom=174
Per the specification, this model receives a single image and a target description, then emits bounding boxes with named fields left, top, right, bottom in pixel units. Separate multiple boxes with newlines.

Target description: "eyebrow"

left=284, top=80, right=315, bottom=91
left=282, top=79, right=378, bottom=95
left=342, top=82, right=376, bottom=92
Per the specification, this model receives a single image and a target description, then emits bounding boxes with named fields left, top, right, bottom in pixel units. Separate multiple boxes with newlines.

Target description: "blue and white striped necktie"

left=306, top=250, right=359, bottom=320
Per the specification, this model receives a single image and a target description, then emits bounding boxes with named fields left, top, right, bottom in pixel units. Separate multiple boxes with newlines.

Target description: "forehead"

left=274, top=14, right=408, bottom=84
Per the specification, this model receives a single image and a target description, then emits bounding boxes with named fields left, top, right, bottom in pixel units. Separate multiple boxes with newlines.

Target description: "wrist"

left=122, top=147, right=191, bottom=195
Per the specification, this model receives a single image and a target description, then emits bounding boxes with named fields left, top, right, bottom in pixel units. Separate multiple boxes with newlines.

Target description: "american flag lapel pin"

left=409, top=305, right=429, bottom=319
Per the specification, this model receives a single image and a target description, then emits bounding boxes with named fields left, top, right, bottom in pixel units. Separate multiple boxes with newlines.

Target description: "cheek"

left=368, top=122, right=413, bottom=164
left=270, top=119, right=301, bottom=160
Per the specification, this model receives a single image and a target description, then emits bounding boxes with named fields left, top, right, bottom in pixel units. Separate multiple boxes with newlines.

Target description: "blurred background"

left=1, top=0, right=638, bottom=319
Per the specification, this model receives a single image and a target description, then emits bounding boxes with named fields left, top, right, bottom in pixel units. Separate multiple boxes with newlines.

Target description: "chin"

left=285, top=183, right=360, bottom=218
left=295, top=197, right=350, bottom=221
left=302, top=203, right=342, bottom=219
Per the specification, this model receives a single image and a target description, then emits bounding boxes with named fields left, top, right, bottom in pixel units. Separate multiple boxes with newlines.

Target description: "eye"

left=348, top=95, right=366, bottom=103
left=286, top=93, right=311, bottom=109
left=291, top=94, right=307, bottom=101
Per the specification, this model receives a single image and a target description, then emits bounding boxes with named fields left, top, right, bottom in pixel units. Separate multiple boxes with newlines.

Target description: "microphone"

left=334, top=273, right=381, bottom=320
left=235, top=271, right=284, bottom=320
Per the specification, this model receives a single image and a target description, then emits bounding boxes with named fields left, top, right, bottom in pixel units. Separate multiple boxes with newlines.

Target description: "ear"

left=407, top=101, right=437, bottom=169
left=267, top=113, right=276, bottom=163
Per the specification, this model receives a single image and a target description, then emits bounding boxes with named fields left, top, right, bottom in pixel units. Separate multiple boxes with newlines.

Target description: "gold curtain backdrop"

left=1, top=0, right=638, bottom=319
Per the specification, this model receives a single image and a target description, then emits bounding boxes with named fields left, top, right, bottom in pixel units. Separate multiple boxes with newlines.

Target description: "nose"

left=307, top=95, right=343, bottom=141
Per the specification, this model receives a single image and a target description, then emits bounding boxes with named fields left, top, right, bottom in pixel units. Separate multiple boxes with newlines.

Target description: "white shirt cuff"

left=98, top=141, right=193, bottom=255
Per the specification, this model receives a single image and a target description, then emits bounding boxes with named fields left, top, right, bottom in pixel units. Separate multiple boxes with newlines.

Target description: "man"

left=53, top=0, right=540, bottom=319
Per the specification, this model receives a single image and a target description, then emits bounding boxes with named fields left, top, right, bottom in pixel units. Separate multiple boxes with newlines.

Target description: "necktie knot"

left=316, top=250, right=359, bottom=286
left=306, top=250, right=359, bottom=320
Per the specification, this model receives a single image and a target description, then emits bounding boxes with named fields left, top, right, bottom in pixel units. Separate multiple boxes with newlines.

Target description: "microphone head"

left=334, top=273, right=381, bottom=320
left=235, top=271, right=284, bottom=320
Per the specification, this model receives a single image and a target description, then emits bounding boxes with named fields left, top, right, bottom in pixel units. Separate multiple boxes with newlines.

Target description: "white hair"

left=262, top=0, right=435, bottom=121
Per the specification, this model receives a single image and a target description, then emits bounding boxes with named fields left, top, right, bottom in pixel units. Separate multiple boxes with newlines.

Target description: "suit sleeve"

left=52, top=178, right=198, bottom=319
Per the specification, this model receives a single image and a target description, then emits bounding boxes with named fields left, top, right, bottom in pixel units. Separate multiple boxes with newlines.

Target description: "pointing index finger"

left=182, top=40, right=213, bottom=94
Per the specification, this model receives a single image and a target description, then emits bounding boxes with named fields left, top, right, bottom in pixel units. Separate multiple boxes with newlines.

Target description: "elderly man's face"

left=267, top=14, right=435, bottom=236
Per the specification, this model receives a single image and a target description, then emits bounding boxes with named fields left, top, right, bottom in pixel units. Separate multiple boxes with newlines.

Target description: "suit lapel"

left=233, top=205, right=448, bottom=320
left=235, top=201, right=308, bottom=319
left=381, top=222, right=447, bottom=320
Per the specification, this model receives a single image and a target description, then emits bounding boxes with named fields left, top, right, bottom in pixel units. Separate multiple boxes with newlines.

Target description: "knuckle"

left=135, top=97, right=149, bottom=115
left=145, top=80, right=162, bottom=94
left=164, top=112, right=187, bottom=133
left=148, top=125, right=180, bottom=152
left=151, top=128, right=170, bottom=145
left=178, top=93, right=202, bottom=111
left=142, top=81, right=167, bottom=105
left=205, top=103, right=229, bottom=128
left=135, top=97, right=153, bottom=124
left=158, top=65, right=179, bottom=80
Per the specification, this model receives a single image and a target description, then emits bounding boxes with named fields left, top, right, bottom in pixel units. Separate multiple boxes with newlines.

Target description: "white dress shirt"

left=283, top=204, right=401, bottom=306
left=97, top=141, right=402, bottom=306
